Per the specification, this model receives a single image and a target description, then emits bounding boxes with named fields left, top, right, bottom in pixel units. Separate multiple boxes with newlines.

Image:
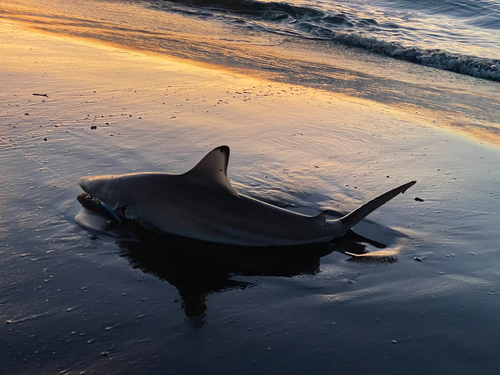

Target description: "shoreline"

left=1, top=18, right=498, bottom=150
left=2, top=7, right=500, bottom=147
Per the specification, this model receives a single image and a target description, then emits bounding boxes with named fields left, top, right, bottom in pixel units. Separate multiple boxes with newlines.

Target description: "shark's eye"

left=120, top=205, right=127, bottom=217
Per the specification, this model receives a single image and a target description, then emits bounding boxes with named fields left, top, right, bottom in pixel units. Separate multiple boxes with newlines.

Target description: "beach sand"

left=1, top=19, right=500, bottom=374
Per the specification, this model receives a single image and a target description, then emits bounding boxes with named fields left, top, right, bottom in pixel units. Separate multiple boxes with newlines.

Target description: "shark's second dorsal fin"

left=314, top=210, right=329, bottom=225
left=184, top=145, right=239, bottom=197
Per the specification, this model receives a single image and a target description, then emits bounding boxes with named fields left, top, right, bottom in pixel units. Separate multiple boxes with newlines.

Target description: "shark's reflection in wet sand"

left=104, top=219, right=391, bottom=321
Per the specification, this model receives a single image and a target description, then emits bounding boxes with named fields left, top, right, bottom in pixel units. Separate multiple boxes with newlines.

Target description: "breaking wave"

left=159, top=0, right=500, bottom=81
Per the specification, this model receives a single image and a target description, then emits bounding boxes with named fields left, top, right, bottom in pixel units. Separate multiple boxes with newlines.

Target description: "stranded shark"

left=78, top=146, right=415, bottom=246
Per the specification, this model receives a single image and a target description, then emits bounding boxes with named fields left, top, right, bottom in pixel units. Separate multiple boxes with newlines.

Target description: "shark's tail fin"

left=340, top=181, right=416, bottom=231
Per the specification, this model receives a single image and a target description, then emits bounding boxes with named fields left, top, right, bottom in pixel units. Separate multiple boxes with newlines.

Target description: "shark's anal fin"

left=340, top=181, right=416, bottom=230
left=184, top=145, right=239, bottom=197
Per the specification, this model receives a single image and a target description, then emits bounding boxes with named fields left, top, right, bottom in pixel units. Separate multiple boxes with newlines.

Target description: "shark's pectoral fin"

left=184, top=146, right=239, bottom=197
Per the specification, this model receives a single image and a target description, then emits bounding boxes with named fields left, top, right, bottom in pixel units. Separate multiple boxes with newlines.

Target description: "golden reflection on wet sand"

left=1, top=11, right=499, bottom=147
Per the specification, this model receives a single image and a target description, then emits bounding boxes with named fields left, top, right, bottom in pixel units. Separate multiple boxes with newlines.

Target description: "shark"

left=78, top=146, right=415, bottom=246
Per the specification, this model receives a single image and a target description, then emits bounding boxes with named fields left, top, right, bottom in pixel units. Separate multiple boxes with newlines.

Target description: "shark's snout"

left=78, top=175, right=112, bottom=201
left=78, top=177, right=91, bottom=194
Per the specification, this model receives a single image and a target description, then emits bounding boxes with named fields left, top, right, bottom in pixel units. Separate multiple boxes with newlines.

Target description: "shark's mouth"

left=77, top=193, right=101, bottom=211
left=77, top=193, right=122, bottom=222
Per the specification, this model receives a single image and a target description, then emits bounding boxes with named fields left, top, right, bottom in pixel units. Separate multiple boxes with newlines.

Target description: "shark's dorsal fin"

left=184, top=145, right=239, bottom=197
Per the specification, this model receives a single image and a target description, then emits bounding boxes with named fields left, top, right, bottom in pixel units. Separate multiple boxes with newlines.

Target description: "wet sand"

left=1, top=19, right=500, bottom=374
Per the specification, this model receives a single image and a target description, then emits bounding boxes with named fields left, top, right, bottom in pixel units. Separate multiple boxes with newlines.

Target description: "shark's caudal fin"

left=340, top=181, right=416, bottom=230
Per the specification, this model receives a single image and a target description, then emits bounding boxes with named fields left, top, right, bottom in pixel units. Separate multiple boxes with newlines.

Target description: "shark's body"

left=78, top=146, right=415, bottom=246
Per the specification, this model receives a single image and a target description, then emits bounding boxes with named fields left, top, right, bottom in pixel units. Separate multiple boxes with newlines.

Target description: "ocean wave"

left=390, top=0, right=500, bottom=22
left=161, top=0, right=500, bottom=81
left=316, top=28, right=500, bottom=82
left=164, top=0, right=323, bottom=19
